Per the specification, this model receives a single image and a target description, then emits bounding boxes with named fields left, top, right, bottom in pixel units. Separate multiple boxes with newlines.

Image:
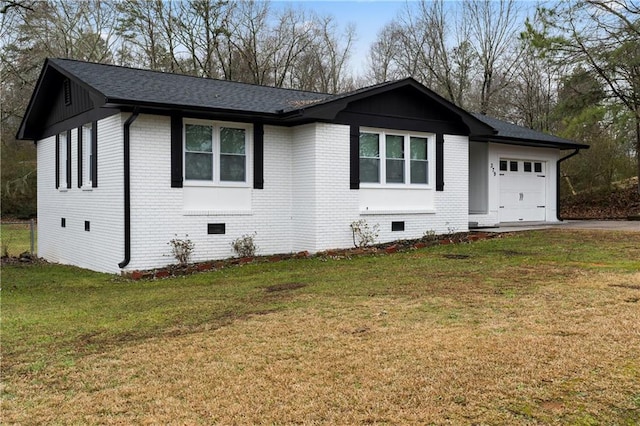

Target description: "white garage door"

left=499, top=159, right=546, bottom=222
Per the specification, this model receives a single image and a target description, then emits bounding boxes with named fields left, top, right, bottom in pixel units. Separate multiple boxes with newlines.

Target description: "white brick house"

left=17, top=59, right=587, bottom=273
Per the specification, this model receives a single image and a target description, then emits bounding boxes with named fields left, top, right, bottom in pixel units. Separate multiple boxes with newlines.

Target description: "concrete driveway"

left=476, top=220, right=640, bottom=233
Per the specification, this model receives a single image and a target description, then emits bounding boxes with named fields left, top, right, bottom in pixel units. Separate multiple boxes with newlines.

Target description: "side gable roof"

left=17, top=58, right=585, bottom=151
left=470, top=113, right=588, bottom=150
left=18, top=58, right=495, bottom=140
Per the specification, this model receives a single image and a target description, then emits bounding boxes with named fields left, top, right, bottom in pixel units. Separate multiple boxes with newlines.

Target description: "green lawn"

left=2, top=229, right=640, bottom=424
left=1, top=222, right=36, bottom=257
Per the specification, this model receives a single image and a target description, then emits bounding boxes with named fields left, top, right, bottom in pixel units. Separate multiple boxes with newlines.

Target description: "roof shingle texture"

left=51, top=58, right=329, bottom=114
left=471, top=112, right=577, bottom=146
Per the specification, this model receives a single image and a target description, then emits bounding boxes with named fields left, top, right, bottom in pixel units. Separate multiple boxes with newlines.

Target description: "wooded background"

left=1, top=0, right=638, bottom=218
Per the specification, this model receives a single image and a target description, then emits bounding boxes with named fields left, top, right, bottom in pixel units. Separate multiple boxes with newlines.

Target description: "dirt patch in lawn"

left=263, top=282, right=307, bottom=292
left=5, top=271, right=639, bottom=425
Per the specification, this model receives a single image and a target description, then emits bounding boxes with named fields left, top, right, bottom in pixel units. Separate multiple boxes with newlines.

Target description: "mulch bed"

left=124, top=231, right=500, bottom=281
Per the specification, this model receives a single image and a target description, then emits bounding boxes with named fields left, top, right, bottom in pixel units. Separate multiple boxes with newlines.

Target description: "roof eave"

left=471, top=135, right=589, bottom=150
left=16, top=58, right=110, bottom=140
left=109, top=98, right=284, bottom=123
left=286, top=78, right=497, bottom=135
left=16, top=59, right=52, bottom=140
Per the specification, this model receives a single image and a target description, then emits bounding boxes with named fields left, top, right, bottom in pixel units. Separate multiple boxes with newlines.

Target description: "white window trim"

left=58, top=131, right=68, bottom=191
left=359, top=127, right=434, bottom=189
left=183, top=118, right=253, bottom=188
left=81, top=123, right=93, bottom=190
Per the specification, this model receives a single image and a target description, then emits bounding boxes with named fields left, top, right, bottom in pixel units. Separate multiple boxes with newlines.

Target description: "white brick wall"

left=312, top=123, right=359, bottom=251
left=38, top=114, right=476, bottom=273
left=126, top=115, right=301, bottom=271
left=37, top=114, right=125, bottom=273
left=356, top=134, right=470, bottom=245
left=291, top=124, right=317, bottom=252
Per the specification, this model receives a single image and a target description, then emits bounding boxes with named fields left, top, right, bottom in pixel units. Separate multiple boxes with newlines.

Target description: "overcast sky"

left=271, top=0, right=542, bottom=76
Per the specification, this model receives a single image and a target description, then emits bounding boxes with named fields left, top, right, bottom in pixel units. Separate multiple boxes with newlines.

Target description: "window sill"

left=183, top=181, right=251, bottom=189
left=359, top=184, right=432, bottom=190
left=183, top=210, right=253, bottom=216
left=360, top=209, right=436, bottom=216
left=58, top=188, right=69, bottom=193
left=81, top=186, right=93, bottom=192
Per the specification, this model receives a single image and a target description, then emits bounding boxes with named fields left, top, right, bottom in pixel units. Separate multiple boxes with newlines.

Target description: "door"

left=499, top=159, right=546, bottom=222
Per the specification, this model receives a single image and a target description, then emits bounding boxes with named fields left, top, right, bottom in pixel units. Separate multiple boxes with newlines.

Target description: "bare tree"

left=465, top=0, right=522, bottom=114
left=531, top=0, right=640, bottom=192
left=366, top=0, right=521, bottom=113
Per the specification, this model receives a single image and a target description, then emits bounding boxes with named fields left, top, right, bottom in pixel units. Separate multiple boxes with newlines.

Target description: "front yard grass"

left=1, top=222, right=36, bottom=257
left=2, top=229, right=640, bottom=424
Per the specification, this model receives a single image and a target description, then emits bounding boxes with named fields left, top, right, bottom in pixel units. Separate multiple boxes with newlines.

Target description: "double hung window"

left=81, top=123, right=94, bottom=187
left=58, top=131, right=70, bottom=189
left=184, top=120, right=250, bottom=184
left=359, top=129, right=432, bottom=186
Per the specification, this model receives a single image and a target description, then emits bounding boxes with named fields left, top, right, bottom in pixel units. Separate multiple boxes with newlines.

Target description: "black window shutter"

left=66, top=129, right=72, bottom=189
left=350, top=124, right=360, bottom=190
left=253, top=123, right=264, bottom=189
left=77, top=127, right=83, bottom=188
left=55, top=134, right=60, bottom=189
left=170, top=115, right=183, bottom=188
left=91, top=121, right=98, bottom=187
left=435, top=133, right=444, bottom=191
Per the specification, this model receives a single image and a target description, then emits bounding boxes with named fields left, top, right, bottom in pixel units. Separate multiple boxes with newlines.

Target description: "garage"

left=499, top=158, right=546, bottom=222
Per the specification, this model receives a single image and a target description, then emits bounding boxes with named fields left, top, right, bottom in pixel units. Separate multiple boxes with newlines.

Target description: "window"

left=184, top=120, right=250, bottom=184
left=499, top=160, right=507, bottom=171
left=410, top=137, right=428, bottom=184
left=524, top=161, right=532, bottom=172
left=510, top=161, right=518, bottom=172
left=534, top=162, right=542, bottom=173
left=220, top=128, right=246, bottom=182
left=359, top=133, right=380, bottom=183
left=386, top=135, right=404, bottom=183
left=79, top=123, right=94, bottom=187
left=359, top=129, right=432, bottom=186
left=59, top=131, right=68, bottom=189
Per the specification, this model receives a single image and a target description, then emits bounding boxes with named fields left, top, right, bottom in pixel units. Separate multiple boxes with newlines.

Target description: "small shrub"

left=167, top=234, right=194, bottom=266
left=423, top=229, right=437, bottom=242
left=445, top=226, right=458, bottom=240
left=231, top=232, right=258, bottom=258
left=350, top=219, right=379, bottom=248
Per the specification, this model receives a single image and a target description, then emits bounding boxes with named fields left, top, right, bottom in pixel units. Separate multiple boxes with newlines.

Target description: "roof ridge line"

left=50, top=57, right=332, bottom=97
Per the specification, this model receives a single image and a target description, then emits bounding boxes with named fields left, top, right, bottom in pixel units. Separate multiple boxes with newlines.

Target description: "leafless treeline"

left=1, top=0, right=638, bottom=217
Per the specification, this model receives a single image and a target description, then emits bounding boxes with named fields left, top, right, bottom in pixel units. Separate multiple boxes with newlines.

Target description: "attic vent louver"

left=63, top=79, right=72, bottom=106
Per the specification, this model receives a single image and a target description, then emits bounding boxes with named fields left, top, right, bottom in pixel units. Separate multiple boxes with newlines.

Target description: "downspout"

left=118, top=109, right=140, bottom=269
left=556, top=148, right=580, bottom=222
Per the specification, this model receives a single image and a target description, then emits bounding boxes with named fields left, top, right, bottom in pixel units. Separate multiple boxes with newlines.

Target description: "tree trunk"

left=636, top=112, right=640, bottom=194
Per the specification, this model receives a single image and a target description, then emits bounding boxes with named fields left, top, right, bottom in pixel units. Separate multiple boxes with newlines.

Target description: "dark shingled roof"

left=49, top=58, right=330, bottom=114
left=18, top=58, right=587, bottom=150
left=471, top=113, right=588, bottom=149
